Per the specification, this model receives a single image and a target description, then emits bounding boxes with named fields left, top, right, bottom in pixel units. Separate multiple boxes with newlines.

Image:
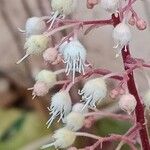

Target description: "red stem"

left=112, top=14, right=150, bottom=150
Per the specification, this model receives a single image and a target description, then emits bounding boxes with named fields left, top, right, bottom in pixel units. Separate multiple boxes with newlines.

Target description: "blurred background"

left=0, top=0, right=150, bottom=149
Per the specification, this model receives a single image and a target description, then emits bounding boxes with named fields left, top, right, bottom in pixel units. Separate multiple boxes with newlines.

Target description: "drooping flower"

left=119, top=93, right=137, bottom=114
left=46, top=90, right=72, bottom=128
left=112, top=22, right=132, bottom=57
left=101, top=0, right=121, bottom=13
left=59, top=39, right=87, bottom=82
left=17, top=35, right=49, bottom=64
left=25, top=17, right=47, bottom=37
left=72, top=103, right=89, bottom=114
left=48, top=0, right=77, bottom=29
left=79, top=78, right=107, bottom=109
left=41, top=128, right=76, bottom=149
left=64, top=112, right=85, bottom=131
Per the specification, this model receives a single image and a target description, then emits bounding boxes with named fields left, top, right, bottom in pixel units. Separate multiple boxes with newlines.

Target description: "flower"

left=72, top=103, right=89, bottom=114
left=46, top=91, right=72, bottom=128
left=41, top=128, right=76, bottom=149
left=144, top=89, right=150, bottom=109
left=59, top=39, right=87, bottom=82
left=79, top=78, right=107, bottom=109
left=35, top=70, right=57, bottom=87
left=101, top=0, right=121, bottom=13
left=64, top=112, right=85, bottom=131
left=119, top=93, right=137, bottom=114
left=112, top=22, right=132, bottom=57
left=25, top=17, right=46, bottom=37
left=17, top=35, right=49, bottom=64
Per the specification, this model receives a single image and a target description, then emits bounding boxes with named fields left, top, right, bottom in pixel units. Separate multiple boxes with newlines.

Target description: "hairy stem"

left=112, top=14, right=150, bottom=150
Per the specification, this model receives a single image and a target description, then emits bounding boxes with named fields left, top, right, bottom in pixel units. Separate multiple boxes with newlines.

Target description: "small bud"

left=87, top=0, right=99, bottom=9
left=46, top=91, right=72, bottom=127
left=119, top=94, right=137, bottom=114
left=64, top=112, right=85, bottom=131
left=136, top=18, right=147, bottom=30
left=112, top=22, right=132, bottom=57
left=41, top=128, right=76, bottom=149
left=72, top=103, right=89, bottom=114
left=128, top=16, right=136, bottom=26
left=110, top=89, right=119, bottom=99
left=101, top=0, right=121, bottom=13
left=32, top=81, right=49, bottom=97
left=35, top=70, right=57, bottom=88
left=79, top=78, right=107, bottom=109
left=43, top=48, right=58, bottom=63
left=17, top=35, right=49, bottom=64
left=25, top=17, right=46, bottom=37
left=143, top=89, right=150, bottom=109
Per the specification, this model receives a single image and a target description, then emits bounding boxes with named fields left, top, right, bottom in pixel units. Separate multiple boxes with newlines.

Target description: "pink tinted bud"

left=110, top=89, right=119, bottom=99
left=119, top=94, right=137, bottom=114
left=84, top=116, right=95, bottom=128
left=33, top=81, right=49, bottom=96
left=43, top=48, right=58, bottom=63
left=52, top=55, right=62, bottom=65
left=136, top=19, right=147, bottom=30
left=119, top=88, right=126, bottom=95
left=128, top=16, right=136, bottom=26
left=87, top=0, right=99, bottom=9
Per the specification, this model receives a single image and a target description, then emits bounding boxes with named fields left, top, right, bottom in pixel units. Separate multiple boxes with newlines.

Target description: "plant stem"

left=112, top=14, right=150, bottom=150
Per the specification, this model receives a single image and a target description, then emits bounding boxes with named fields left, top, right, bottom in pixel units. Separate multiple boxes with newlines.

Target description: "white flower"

left=112, top=22, right=132, bottom=57
left=59, top=39, right=87, bottom=82
left=101, top=0, right=121, bottom=13
left=41, top=128, right=76, bottom=149
left=72, top=103, right=88, bottom=114
left=35, top=70, right=57, bottom=88
left=51, top=0, right=76, bottom=15
left=17, top=35, right=49, bottom=64
left=144, top=89, right=150, bottom=109
left=119, top=94, right=137, bottom=114
left=25, top=17, right=46, bottom=37
left=64, top=112, right=85, bottom=131
left=79, top=78, right=107, bottom=109
left=46, top=91, right=72, bottom=128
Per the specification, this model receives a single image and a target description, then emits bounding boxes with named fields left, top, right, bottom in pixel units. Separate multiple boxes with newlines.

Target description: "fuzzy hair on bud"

left=46, top=91, right=72, bottom=128
left=25, top=17, right=46, bottom=37
left=35, top=70, right=57, bottom=88
left=41, top=128, right=76, bottom=149
left=59, top=39, right=87, bottom=82
left=119, top=94, right=137, bottom=114
left=144, top=89, right=150, bottom=109
left=51, top=0, right=77, bottom=15
left=72, top=103, right=89, bottom=114
left=112, top=22, right=132, bottom=57
left=101, top=0, right=121, bottom=13
left=79, top=78, right=107, bottom=109
left=64, top=112, right=85, bottom=131
left=17, top=35, right=49, bottom=64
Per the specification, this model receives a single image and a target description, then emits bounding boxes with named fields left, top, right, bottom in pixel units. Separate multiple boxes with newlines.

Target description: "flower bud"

left=79, top=78, right=107, bottom=109
left=47, top=91, right=72, bottom=127
left=101, top=0, right=121, bottom=13
left=136, top=18, right=147, bottom=30
left=143, top=89, right=150, bottom=109
left=119, top=94, right=137, bottom=114
left=72, top=103, right=89, bottom=114
left=128, top=16, right=136, bottom=26
left=25, top=17, right=46, bottom=37
left=43, top=47, right=58, bottom=63
left=41, top=128, right=76, bottom=149
left=17, top=35, right=49, bottom=64
left=64, top=112, right=85, bottom=131
left=32, top=81, right=49, bottom=97
left=87, top=0, right=99, bottom=9
left=35, top=70, right=57, bottom=88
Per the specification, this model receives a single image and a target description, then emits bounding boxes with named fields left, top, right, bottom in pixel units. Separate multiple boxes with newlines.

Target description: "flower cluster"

left=16, top=0, right=150, bottom=150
